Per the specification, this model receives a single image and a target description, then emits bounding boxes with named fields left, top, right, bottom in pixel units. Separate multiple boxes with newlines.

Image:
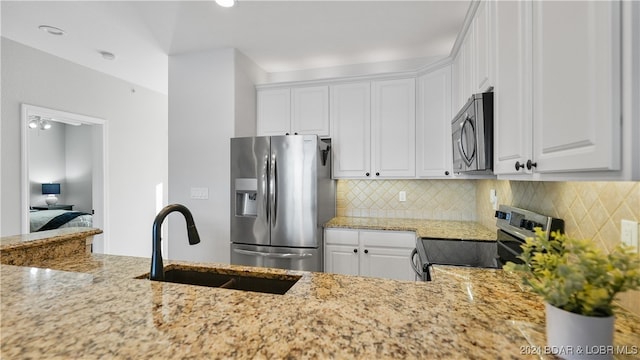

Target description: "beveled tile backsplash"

left=336, top=179, right=476, bottom=221
left=336, top=178, right=640, bottom=315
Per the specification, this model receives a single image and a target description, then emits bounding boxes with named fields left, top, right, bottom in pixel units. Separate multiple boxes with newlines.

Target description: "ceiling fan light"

left=40, top=119, right=52, bottom=130
left=215, top=0, right=235, bottom=8
left=28, top=118, right=39, bottom=129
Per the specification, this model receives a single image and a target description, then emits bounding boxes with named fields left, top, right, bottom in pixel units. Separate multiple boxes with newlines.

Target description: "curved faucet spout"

left=150, top=204, right=201, bottom=281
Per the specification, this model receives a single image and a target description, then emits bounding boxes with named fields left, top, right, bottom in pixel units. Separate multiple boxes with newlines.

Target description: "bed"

left=30, top=209, right=93, bottom=232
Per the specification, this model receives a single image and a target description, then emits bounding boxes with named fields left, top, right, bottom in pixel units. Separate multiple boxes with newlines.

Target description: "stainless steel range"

left=495, top=205, right=564, bottom=267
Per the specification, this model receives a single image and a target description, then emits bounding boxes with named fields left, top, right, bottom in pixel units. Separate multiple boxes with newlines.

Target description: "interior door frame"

left=21, top=104, right=108, bottom=250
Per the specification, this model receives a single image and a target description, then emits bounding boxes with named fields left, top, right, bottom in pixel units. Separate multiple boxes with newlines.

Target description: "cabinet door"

left=416, top=66, right=453, bottom=178
left=532, top=1, right=621, bottom=173
left=330, top=82, right=371, bottom=178
left=474, top=0, right=493, bottom=93
left=493, top=0, right=534, bottom=175
left=359, top=231, right=415, bottom=281
left=325, top=244, right=359, bottom=276
left=292, top=86, right=330, bottom=137
left=452, top=49, right=465, bottom=113
left=371, top=78, right=416, bottom=178
left=257, top=88, right=291, bottom=136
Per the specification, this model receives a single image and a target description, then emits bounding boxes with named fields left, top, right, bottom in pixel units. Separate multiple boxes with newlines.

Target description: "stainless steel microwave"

left=451, top=92, right=494, bottom=174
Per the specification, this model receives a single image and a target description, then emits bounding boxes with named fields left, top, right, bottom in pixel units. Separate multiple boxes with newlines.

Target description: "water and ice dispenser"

left=235, top=178, right=257, bottom=217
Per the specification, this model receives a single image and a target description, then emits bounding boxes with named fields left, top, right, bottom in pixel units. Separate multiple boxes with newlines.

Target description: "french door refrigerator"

left=230, top=135, right=335, bottom=272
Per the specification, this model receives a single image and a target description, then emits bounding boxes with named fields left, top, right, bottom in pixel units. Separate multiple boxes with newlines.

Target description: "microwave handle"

left=458, top=116, right=475, bottom=167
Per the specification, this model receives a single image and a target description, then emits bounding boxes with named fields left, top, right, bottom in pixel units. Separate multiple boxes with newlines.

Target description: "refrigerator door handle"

left=271, top=156, right=278, bottom=226
left=233, top=248, right=314, bottom=259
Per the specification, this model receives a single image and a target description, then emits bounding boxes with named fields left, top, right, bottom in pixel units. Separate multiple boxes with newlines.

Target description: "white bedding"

left=30, top=209, right=93, bottom=232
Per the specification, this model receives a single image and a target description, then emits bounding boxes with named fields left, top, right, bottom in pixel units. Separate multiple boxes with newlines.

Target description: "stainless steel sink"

left=136, top=265, right=301, bottom=295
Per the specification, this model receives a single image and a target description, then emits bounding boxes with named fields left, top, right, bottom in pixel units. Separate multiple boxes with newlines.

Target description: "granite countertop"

left=0, top=227, right=102, bottom=250
left=2, top=231, right=639, bottom=359
left=325, top=216, right=497, bottom=241
left=2, top=255, right=639, bottom=359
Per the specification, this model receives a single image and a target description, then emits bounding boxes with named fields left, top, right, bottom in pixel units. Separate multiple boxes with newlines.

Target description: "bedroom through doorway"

left=21, top=104, right=107, bottom=253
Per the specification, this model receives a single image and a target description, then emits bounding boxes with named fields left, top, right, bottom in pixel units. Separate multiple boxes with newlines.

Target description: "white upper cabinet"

left=257, top=85, right=330, bottom=137
left=331, top=82, right=371, bottom=178
left=493, top=0, right=533, bottom=176
left=257, top=88, right=291, bottom=136
left=493, top=0, right=623, bottom=178
left=332, top=78, right=416, bottom=179
left=291, top=86, right=330, bottom=136
left=371, top=78, right=416, bottom=178
left=416, top=66, right=453, bottom=178
left=473, top=0, right=493, bottom=93
left=531, top=1, right=621, bottom=173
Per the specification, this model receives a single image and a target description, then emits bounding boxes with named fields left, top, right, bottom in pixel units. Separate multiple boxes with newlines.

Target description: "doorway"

left=21, top=104, right=108, bottom=253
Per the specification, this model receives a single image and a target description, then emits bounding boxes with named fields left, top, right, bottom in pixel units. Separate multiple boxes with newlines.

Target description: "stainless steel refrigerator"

left=230, top=135, right=335, bottom=272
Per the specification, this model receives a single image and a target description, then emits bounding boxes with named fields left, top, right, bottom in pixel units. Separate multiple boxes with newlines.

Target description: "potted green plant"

left=504, top=229, right=640, bottom=360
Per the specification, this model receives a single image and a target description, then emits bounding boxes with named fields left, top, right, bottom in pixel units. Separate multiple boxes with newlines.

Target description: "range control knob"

left=494, top=211, right=508, bottom=219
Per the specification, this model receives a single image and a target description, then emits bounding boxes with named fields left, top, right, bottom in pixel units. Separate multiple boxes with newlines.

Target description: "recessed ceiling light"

left=215, top=0, right=235, bottom=8
left=38, top=25, right=65, bottom=36
left=98, top=50, right=116, bottom=61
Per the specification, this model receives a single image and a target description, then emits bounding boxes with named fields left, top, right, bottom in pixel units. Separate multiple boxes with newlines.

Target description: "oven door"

left=410, top=239, right=433, bottom=281
left=497, top=229, right=525, bottom=267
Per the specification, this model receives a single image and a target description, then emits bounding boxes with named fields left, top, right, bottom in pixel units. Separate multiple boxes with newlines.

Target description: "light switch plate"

left=190, top=187, right=209, bottom=200
left=399, top=191, right=406, bottom=202
left=621, top=219, right=638, bottom=253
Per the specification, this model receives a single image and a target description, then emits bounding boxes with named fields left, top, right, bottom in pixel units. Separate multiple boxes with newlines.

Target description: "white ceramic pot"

left=546, top=302, right=615, bottom=360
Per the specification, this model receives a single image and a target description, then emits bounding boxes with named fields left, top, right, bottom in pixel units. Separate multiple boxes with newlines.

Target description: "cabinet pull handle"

left=515, top=161, right=525, bottom=171
left=526, top=160, right=537, bottom=170
left=365, top=172, right=370, bottom=177
left=364, top=249, right=369, bottom=254
left=353, top=249, right=358, bottom=253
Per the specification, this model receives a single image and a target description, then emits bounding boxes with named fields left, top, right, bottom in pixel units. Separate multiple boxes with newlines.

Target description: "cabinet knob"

left=445, top=171, right=450, bottom=176
left=515, top=161, right=525, bottom=171
left=294, top=132, right=298, bottom=135
left=285, top=132, right=290, bottom=135
left=375, top=172, right=380, bottom=176
left=526, top=160, right=537, bottom=170
left=365, top=172, right=370, bottom=177
left=353, top=249, right=358, bottom=253
left=364, top=249, right=369, bottom=254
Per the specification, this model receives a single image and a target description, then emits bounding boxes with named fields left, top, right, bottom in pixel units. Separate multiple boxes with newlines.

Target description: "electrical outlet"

left=489, top=189, right=498, bottom=210
left=621, top=219, right=638, bottom=253
left=399, top=191, right=406, bottom=202
left=190, top=187, right=209, bottom=200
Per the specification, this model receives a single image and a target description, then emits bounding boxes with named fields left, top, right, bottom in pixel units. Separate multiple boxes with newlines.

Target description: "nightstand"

left=32, top=204, right=74, bottom=210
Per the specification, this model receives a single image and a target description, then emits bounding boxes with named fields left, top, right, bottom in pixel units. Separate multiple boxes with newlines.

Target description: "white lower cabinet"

left=325, top=228, right=416, bottom=281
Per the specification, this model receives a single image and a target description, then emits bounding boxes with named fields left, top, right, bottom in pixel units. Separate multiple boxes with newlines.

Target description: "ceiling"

left=1, top=1, right=471, bottom=94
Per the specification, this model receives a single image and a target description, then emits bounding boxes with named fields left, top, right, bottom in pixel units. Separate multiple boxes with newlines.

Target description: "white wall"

left=168, top=48, right=265, bottom=264
left=28, top=121, right=66, bottom=206
left=1, top=38, right=168, bottom=259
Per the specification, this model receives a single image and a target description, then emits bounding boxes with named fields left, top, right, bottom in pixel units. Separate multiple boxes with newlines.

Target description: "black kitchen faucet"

left=150, top=204, right=201, bottom=281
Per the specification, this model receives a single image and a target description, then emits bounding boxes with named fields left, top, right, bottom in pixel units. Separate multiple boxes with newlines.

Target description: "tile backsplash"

left=336, top=178, right=640, bottom=315
left=336, top=179, right=476, bottom=221
left=476, top=180, right=640, bottom=315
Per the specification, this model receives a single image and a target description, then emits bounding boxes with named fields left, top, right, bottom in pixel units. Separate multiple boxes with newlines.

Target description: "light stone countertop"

left=3, top=256, right=640, bottom=358
left=0, top=227, right=102, bottom=250
left=1, top=230, right=639, bottom=359
left=325, top=217, right=497, bottom=241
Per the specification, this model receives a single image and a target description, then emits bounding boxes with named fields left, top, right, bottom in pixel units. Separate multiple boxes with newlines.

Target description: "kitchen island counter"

left=325, top=216, right=497, bottom=241
left=2, top=251, right=639, bottom=359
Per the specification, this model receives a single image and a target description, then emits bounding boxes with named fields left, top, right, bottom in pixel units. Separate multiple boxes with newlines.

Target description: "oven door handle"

left=497, top=240, right=523, bottom=258
left=410, top=248, right=422, bottom=277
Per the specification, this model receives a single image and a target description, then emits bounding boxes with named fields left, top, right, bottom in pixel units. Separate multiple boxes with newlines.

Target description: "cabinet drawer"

left=359, top=230, right=415, bottom=249
left=325, top=228, right=359, bottom=246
